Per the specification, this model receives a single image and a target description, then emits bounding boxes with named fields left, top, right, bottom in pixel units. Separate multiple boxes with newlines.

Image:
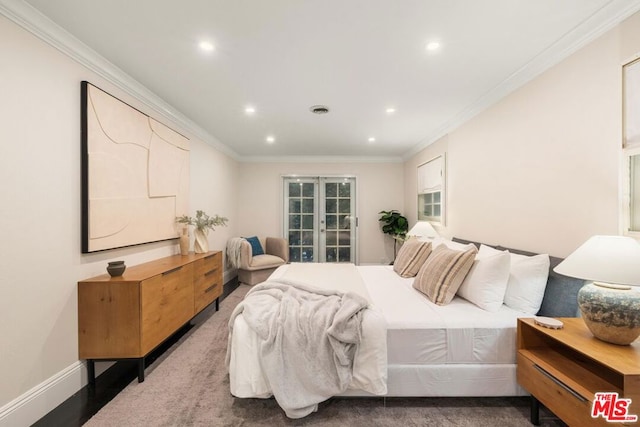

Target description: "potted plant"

left=378, top=210, right=409, bottom=262
left=176, top=210, right=228, bottom=254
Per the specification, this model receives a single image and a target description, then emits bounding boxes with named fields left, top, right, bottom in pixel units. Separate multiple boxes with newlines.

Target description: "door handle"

left=320, top=229, right=325, bottom=232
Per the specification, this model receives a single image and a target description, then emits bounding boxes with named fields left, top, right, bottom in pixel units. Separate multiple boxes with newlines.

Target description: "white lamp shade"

left=553, top=235, right=640, bottom=286
left=407, top=221, right=439, bottom=238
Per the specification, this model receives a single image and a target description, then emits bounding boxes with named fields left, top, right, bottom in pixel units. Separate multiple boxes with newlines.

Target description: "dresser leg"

left=215, top=297, right=219, bottom=311
left=87, top=359, right=95, bottom=387
left=137, top=358, right=145, bottom=383
left=530, top=396, right=540, bottom=425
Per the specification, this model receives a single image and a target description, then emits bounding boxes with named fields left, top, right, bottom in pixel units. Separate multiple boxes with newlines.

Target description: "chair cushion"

left=246, top=254, right=285, bottom=270
left=244, top=236, right=264, bottom=256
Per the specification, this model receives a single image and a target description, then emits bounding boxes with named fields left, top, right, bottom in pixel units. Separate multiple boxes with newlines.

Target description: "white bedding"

left=358, top=265, right=531, bottom=365
left=228, top=263, right=387, bottom=400
left=228, top=263, right=530, bottom=400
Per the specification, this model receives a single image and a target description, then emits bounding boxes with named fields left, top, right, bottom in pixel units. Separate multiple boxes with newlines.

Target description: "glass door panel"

left=320, top=178, right=356, bottom=263
left=283, top=176, right=356, bottom=263
left=284, top=179, right=317, bottom=262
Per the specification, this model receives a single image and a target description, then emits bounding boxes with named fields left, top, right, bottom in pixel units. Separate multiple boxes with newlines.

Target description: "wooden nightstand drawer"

left=517, top=353, right=607, bottom=426
left=517, top=318, right=640, bottom=426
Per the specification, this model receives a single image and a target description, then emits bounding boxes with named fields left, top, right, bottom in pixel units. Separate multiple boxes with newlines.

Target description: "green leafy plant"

left=378, top=210, right=409, bottom=261
left=378, top=210, right=408, bottom=239
left=176, top=210, right=228, bottom=233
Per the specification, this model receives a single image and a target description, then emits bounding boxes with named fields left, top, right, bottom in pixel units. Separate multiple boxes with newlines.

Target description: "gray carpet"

left=85, top=285, right=564, bottom=426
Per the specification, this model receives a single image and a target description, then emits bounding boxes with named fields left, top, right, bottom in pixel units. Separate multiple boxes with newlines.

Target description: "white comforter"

left=226, top=263, right=388, bottom=409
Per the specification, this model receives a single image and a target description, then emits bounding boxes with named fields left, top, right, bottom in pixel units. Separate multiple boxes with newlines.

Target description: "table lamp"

left=407, top=221, right=439, bottom=239
left=553, top=235, right=640, bottom=345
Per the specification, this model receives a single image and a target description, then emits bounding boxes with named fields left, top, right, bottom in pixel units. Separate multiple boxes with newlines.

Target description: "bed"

left=226, top=237, right=584, bottom=418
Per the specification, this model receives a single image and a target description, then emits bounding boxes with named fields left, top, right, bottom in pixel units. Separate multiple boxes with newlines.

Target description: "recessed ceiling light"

left=426, top=41, right=440, bottom=52
left=386, top=107, right=396, bottom=114
left=266, top=136, right=275, bottom=144
left=244, top=106, right=256, bottom=114
left=309, top=105, right=330, bottom=114
left=198, top=41, right=215, bottom=52
left=368, top=137, right=376, bottom=143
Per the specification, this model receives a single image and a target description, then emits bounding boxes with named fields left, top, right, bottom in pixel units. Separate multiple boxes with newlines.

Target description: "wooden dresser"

left=517, top=317, right=640, bottom=426
left=78, top=251, right=223, bottom=383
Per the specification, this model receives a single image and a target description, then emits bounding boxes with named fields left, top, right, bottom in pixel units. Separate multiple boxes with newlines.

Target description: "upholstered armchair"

left=237, top=237, right=289, bottom=285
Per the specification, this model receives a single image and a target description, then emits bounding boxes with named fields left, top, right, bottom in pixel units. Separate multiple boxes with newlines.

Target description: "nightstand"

left=517, top=317, right=640, bottom=426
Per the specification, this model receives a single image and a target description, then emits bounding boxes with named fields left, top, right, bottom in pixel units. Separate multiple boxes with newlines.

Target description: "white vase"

left=194, top=228, right=209, bottom=253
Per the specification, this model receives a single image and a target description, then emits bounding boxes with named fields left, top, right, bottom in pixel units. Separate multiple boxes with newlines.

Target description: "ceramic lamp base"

left=578, top=282, right=640, bottom=345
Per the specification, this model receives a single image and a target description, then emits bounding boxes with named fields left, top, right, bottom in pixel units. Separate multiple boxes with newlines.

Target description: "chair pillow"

left=393, top=239, right=432, bottom=278
left=456, top=245, right=510, bottom=312
left=244, top=236, right=264, bottom=256
left=413, top=244, right=477, bottom=305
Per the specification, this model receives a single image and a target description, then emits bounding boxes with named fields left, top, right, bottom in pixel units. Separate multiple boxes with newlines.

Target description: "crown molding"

left=0, top=0, right=240, bottom=161
left=3, top=0, right=639, bottom=164
left=402, top=0, right=640, bottom=161
left=239, top=155, right=404, bottom=164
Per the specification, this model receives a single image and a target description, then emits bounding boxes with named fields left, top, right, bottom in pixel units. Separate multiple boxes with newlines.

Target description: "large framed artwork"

left=81, top=81, right=190, bottom=253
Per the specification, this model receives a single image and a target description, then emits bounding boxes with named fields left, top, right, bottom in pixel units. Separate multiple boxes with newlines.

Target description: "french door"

left=283, top=176, right=357, bottom=263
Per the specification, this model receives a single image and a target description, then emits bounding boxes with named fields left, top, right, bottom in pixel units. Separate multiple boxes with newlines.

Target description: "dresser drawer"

left=78, top=282, right=141, bottom=358
left=517, top=353, right=610, bottom=427
left=140, top=264, right=194, bottom=354
left=195, top=279, right=221, bottom=313
left=194, top=254, right=222, bottom=313
left=195, top=252, right=221, bottom=276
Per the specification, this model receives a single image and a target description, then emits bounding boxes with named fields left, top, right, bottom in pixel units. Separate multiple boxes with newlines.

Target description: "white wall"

left=0, top=15, right=238, bottom=425
left=405, top=12, right=640, bottom=257
left=237, top=161, right=404, bottom=264
left=4, top=4, right=640, bottom=425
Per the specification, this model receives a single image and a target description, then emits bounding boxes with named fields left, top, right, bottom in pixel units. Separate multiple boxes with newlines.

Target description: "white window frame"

left=622, top=56, right=640, bottom=238
left=622, top=146, right=640, bottom=238
left=417, top=154, right=446, bottom=225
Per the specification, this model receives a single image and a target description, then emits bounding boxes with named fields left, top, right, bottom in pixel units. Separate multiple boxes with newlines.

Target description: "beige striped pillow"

left=393, top=239, right=432, bottom=278
left=413, top=244, right=478, bottom=305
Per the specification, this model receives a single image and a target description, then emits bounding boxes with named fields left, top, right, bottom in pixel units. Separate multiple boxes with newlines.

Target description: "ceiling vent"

left=309, top=105, right=330, bottom=114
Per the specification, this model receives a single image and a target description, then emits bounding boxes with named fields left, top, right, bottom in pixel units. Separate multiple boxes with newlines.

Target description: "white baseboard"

left=0, top=274, right=238, bottom=427
left=0, top=361, right=86, bottom=427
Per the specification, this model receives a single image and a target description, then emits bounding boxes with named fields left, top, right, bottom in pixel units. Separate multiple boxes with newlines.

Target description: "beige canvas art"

left=81, top=82, right=189, bottom=252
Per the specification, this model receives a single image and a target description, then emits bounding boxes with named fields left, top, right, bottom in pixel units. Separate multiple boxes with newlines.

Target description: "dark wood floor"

left=32, top=280, right=239, bottom=427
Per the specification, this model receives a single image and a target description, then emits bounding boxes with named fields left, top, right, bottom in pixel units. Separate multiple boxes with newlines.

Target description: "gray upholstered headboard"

left=452, top=237, right=584, bottom=317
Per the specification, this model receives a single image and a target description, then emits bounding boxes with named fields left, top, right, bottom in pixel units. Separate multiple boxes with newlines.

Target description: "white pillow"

left=456, top=245, right=510, bottom=312
left=503, top=252, right=550, bottom=314
left=439, top=239, right=476, bottom=252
